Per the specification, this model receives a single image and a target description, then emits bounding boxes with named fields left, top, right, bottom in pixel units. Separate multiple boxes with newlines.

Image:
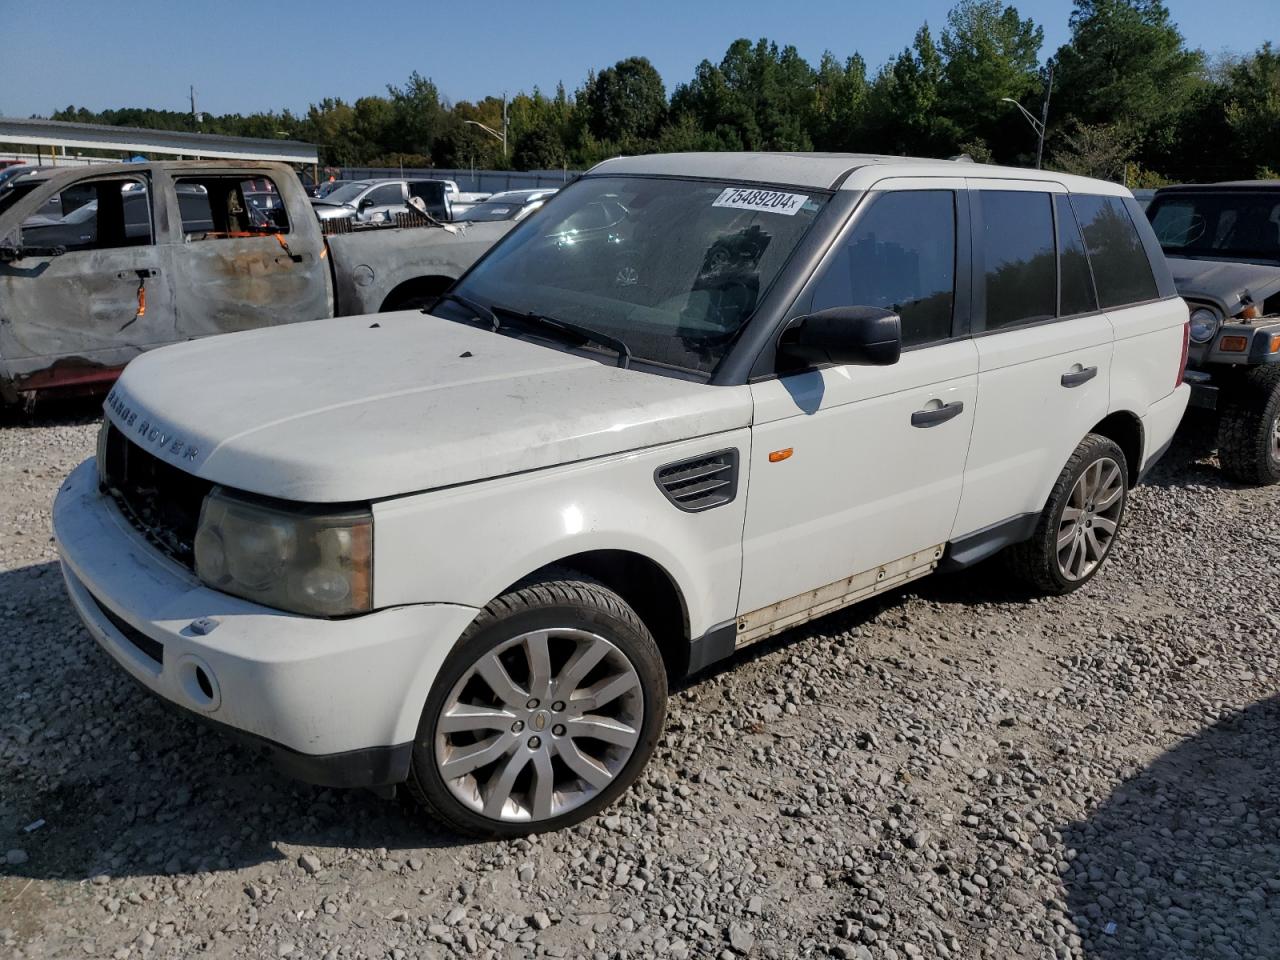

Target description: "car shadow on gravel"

left=1061, top=694, right=1280, bottom=958
left=0, top=563, right=471, bottom=885
left=0, top=395, right=103, bottom=428
left=1141, top=409, right=1237, bottom=491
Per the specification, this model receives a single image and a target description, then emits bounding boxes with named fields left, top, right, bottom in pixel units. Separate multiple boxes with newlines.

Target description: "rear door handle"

left=1061, top=365, right=1098, bottom=388
left=911, top=400, right=965, bottom=428
left=117, top=268, right=159, bottom=280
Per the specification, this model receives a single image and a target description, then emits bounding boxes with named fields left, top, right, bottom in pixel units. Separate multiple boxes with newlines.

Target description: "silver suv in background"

left=310, top=179, right=418, bottom=224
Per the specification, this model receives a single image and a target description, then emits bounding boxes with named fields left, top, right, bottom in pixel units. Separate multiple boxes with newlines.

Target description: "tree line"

left=42, top=0, right=1280, bottom=184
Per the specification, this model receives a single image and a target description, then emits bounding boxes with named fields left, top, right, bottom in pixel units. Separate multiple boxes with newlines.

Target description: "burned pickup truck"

left=0, top=161, right=522, bottom=406
left=1147, top=181, right=1280, bottom=484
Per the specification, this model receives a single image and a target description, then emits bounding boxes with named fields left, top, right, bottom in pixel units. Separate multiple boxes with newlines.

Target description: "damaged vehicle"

left=54, top=152, right=1189, bottom=836
left=0, top=161, right=524, bottom=406
left=1147, top=181, right=1280, bottom=484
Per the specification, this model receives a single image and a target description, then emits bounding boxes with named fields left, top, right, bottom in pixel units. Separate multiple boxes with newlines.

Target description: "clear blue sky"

left=0, top=0, right=1273, bottom=118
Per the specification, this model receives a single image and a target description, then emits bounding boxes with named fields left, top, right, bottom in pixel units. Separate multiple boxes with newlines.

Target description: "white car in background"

left=451, top=188, right=557, bottom=223
left=54, top=152, right=1189, bottom=838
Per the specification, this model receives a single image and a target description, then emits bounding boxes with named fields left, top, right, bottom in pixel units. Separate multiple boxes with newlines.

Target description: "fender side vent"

left=655, top=449, right=739, bottom=512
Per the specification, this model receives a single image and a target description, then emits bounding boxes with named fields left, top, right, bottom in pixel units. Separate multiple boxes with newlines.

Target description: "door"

left=740, top=185, right=978, bottom=616
left=953, top=184, right=1113, bottom=538
left=357, top=182, right=407, bottom=223
left=0, top=173, right=176, bottom=392
left=167, top=172, right=331, bottom=338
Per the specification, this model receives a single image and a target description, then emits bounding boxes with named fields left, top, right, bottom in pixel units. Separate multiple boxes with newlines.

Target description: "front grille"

left=655, top=449, right=740, bottom=512
left=101, top=424, right=212, bottom=569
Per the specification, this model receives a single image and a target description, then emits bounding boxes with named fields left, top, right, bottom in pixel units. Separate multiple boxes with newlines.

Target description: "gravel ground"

left=2, top=403, right=1278, bottom=960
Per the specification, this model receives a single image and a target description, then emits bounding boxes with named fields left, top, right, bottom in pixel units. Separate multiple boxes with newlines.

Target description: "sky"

left=0, top=0, right=1274, bottom=120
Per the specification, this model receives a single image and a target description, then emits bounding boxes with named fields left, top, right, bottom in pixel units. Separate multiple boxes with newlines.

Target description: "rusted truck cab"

left=0, top=161, right=514, bottom=407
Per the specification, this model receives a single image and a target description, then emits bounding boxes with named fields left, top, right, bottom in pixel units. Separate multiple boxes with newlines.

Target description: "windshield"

left=316, top=182, right=367, bottom=205
left=1148, top=191, right=1280, bottom=262
left=0, top=180, right=42, bottom=218
left=457, top=199, right=526, bottom=222
left=449, top=176, right=827, bottom=375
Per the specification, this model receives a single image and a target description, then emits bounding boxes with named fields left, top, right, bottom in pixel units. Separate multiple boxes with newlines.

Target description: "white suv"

left=54, top=153, right=1191, bottom=837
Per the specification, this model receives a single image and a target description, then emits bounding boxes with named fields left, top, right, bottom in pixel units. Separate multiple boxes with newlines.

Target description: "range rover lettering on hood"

left=108, top=313, right=753, bottom=503
left=106, top=388, right=201, bottom=464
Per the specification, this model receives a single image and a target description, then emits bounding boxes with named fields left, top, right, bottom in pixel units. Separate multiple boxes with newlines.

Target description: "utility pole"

left=1036, top=61, right=1053, bottom=171
left=190, top=85, right=202, bottom=127
left=502, top=93, right=509, bottom=161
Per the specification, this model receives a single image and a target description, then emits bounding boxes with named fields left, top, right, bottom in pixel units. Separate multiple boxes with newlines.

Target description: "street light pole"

left=1036, top=62, right=1053, bottom=171
left=463, top=118, right=506, bottom=158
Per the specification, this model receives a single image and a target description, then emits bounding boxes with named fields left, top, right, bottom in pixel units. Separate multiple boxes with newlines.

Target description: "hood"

left=1167, top=257, right=1280, bottom=312
left=311, top=201, right=354, bottom=220
left=105, top=313, right=752, bottom=502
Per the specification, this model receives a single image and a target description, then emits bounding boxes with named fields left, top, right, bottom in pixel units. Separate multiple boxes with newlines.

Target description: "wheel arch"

left=505, top=549, right=693, bottom=681
left=1090, top=410, right=1144, bottom=486
left=378, top=274, right=456, bottom=312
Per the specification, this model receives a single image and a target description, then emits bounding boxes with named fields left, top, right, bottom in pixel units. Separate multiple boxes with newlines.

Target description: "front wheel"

left=406, top=572, right=666, bottom=837
left=1006, top=434, right=1129, bottom=595
left=1217, top=366, right=1280, bottom=486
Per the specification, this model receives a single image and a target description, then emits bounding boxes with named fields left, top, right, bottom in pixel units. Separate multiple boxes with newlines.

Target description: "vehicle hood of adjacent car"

left=104, top=313, right=752, bottom=502
left=1168, top=257, right=1280, bottom=313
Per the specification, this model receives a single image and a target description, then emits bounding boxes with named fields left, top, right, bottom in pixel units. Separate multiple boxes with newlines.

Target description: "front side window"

left=20, top=177, right=152, bottom=252
left=1071, top=194, right=1158, bottom=308
left=809, top=190, right=956, bottom=348
left=176, top=176, right=290, bottom=240
left=365, top=184, right=404, bottom=207
left=450, top=176, right=828, bottom=376
left=979, top=191, right=1056, bottom=330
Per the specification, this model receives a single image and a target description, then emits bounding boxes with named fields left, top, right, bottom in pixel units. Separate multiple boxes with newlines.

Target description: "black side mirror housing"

left=779, top=306, right=903, bottom=367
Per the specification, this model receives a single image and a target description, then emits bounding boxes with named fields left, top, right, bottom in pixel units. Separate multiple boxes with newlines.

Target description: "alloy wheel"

left=1057, top=457, right=1125, bottom=581
left=434, top=628, right=644, bottom=823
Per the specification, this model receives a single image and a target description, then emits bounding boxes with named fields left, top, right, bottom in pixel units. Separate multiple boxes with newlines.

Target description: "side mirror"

left=779, top=306, right=902, bottom=367
left=359, top=198, right=375, bottom=210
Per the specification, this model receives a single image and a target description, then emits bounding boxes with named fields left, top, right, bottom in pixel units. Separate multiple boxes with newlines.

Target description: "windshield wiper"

left=491, top=304, right=632, bottom=369
left=431, top=292, right=499, bottom=330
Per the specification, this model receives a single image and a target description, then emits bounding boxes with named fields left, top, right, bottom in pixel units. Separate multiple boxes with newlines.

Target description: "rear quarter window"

left=1070, top=194, right=1159, bottom=308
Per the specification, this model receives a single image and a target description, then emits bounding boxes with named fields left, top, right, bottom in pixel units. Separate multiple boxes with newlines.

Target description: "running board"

left=735, top=544, right=945, bottom=649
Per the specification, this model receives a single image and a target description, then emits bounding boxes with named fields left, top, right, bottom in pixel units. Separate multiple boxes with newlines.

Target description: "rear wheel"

left=1217, top=366, right=1280, bottom=486
left=1006, top=434, right=1129, bottom=595
left=406, top=572, right=666, bottom=837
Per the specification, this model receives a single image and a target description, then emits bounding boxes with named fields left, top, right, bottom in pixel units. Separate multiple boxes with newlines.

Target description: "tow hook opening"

left=177, top=655, right=221, bottom=711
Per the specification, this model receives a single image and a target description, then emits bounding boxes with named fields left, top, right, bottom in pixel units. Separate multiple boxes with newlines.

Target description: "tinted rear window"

left=1056, top=195, right=1097, bottom=316
left=1071, top=194, right=1158, bottom=308
left=979, top=191, right=1056, bottom=330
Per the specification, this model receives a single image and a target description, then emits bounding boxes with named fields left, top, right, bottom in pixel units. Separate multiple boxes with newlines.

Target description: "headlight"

left=193, top=487, right=372, bottom=617
left=1189, top=307, right=1220, bottom=344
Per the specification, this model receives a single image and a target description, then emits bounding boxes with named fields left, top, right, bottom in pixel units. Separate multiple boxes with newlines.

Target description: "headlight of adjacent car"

left=1189, top=307, right=1221, bottom=344
left=193, top=487, right=372, bottom=617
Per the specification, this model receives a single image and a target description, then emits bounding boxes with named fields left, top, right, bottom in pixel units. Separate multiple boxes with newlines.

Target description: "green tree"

left=1223, top=42, right=1280, bottom=179
left=866, top=26, right=959, bottom=156
left=512, top=124, right=567, bottom=170
left=384, top=71, right=445, bottom=157
left=940, top=0, right=1045, bottom=162
left=1053, top=0, right=1204, bottom=161
left=580, top=57, right=667, bottom=144
left=812, top=52, right=870, bottom=151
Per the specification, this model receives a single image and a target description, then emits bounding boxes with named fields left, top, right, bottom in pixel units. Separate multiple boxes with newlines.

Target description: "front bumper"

left=53, top=459, right=479, bottom=787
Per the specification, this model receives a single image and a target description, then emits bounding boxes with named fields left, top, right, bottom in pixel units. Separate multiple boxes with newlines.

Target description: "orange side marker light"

left=1270, top=334, right=1280, bottom=354
left=768, top=448, right=793, bottom=463
left=1219, top=335, right=1249, bottom=353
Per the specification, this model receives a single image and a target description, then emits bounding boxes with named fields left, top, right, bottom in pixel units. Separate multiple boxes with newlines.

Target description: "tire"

left=1216, top=366, right=1280, bottom=486
left=405, top=571, right=667, bottom=838
left=1006, top=433, right=1129, bottom=596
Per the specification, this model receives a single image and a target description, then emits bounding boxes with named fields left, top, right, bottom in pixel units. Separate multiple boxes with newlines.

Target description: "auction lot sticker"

left=712, top=187, right=809, bottom=216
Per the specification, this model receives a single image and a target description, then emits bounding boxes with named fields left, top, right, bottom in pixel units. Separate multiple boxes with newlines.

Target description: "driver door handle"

left=911, top=401, right=965, bottom=428
left=1061, top=365, right=1098, bottom=388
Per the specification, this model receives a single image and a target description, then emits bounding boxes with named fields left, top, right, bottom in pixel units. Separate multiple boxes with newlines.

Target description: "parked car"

left=0, top=163, right=43, bottom=198
left=0, top=161, right=518, bottom=405
left=309, top=179, right=413, bottom=223
left=53, top=152, right=1189, bottom=837
left=451, top=188, right=557, bottom=223
left=1146, top=180, right=1280, bottom=483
